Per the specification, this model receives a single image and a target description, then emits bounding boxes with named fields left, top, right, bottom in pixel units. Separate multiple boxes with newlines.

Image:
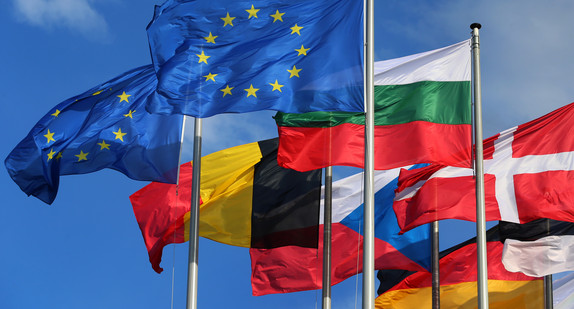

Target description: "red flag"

left=394, top=102, right=574, bottom=232
left=130, top=162, right=193, bottom=273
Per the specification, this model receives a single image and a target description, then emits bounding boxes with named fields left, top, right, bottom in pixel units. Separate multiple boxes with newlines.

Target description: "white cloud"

left=13, top=0, right=109, bottom=39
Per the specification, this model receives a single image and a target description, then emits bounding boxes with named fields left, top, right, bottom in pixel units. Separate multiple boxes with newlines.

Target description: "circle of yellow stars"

left=194, top=4, right=310, bottom=101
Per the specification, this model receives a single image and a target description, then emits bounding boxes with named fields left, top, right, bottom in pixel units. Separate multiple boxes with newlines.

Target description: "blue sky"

left=2, top=0, right=574, bottom=308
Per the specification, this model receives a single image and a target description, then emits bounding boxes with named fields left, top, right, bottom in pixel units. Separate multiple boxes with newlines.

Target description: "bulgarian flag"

left=275, top=40, right=472, bottom=172
left=393, top=102, right=574, bottom=233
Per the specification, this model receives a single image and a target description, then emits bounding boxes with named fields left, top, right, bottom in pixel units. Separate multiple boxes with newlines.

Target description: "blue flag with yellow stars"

left=5, top=65, right=183, bottom=205
left=146, top=0, right=364, bottom=118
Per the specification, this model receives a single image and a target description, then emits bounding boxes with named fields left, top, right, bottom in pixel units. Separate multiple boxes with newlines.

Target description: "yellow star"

left=97, top=140, right=110, bottom=150
left=221, top=12, right=236, bottom=27
left=47, top=148, right=56, bottom=161
left=246, top=5, right=260, bottom=19
left=295, top=45, right=310, bottom=56
left=117, top=91, right=131, bottom=103
left=75, top=150, right=89, bottom=162
left=44, top=129, right=55, bottom=144
left=196, top=50, right=210, bottom=64
left=113, top=128, right=127, bottom=142
left=123, top=110, right=136, bottom=119
left=269, top=80, right=284, bottom=92
left=220, top=85, right=234, bottom=97
left=204, top=32, right=218, bottom=44
left=92, top=90, right=103, bottom=96
left=244, top=84, right=259, bottom=98
left=287, top=65, right=302, bottom=78
left=56, top=152, right=63, bottom=160
left=203, top=73, right=218, bottom=82
left=290, top=24, right=303, bottom=36
left=270, top=10, right=285, bottom=23
left=51, top=109, right=61, bottom=117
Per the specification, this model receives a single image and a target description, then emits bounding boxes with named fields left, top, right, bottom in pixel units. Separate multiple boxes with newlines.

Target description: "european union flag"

left=5, top=65, right=183, bottom=204
left=146, top=0, right=364, bottom=118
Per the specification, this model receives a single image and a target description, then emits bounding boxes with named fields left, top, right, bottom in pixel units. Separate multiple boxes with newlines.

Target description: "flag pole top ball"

left=470, top=23, right=482, bottom=30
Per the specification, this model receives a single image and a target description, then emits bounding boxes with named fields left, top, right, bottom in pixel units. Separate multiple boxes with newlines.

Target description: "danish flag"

left=394, top=102, right=574, bottom=232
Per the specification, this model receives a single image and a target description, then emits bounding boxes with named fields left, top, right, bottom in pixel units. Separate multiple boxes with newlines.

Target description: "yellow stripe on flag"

left=375, top=280, right=543, bottom=309
left=183, top=141, right=264, bottom=247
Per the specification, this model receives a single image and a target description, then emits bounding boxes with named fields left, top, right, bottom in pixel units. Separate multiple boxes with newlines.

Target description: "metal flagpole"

left=185, top=117, right=202, bottom=309
left=470, top=23, right=488, bottom=309
left=431, top=221, right=440, bottom=309
left=363, top=0, right=375, bottom=307
left=544, top=219, right=554, bottom=309
left=322, top=166, right=333, bottom=309
left=544, top=275, right=554, bottom=309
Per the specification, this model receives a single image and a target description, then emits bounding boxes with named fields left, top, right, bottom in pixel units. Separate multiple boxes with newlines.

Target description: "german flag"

left=130, top=138, right=322, bottom=273
left=375, top=225, right=543, bottom=308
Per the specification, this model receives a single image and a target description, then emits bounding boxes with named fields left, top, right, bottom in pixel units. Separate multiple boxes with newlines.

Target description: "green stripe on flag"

left=275, top=81, right=471, bottom=128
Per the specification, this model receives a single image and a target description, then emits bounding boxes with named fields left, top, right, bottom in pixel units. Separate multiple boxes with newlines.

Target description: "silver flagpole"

left=431, top=221, right=440, bottom=309
left=470, top=23, right=488, bottom=309
left=185, top=117, right=202, bottom=309
left=544, top=219, right=554, bottom=309
left=544, top=275, right=554, bottom=309
left=322, top=166, right=333, bottom=309
left=363, top=0, right=375, bottom=307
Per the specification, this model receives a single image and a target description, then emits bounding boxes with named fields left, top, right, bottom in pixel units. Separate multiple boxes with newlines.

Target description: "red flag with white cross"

left=393, top=102, right=574, bottom=232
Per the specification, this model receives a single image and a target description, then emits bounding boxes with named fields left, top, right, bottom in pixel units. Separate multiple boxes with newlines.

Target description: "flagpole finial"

left=470, top=23, right=482, bottom=30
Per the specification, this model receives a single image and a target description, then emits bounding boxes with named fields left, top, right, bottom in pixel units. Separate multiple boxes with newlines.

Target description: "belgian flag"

left=130, top=138, right=322, bottom=273
left=375, top=225, right=543, bottom=308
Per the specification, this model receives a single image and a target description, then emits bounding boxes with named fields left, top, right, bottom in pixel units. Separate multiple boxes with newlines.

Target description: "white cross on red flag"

left=393, top=102, right=574, bottom=232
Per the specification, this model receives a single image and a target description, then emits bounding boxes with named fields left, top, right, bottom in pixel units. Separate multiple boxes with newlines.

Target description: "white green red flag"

left=275, top=40, right=472, bottom=172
